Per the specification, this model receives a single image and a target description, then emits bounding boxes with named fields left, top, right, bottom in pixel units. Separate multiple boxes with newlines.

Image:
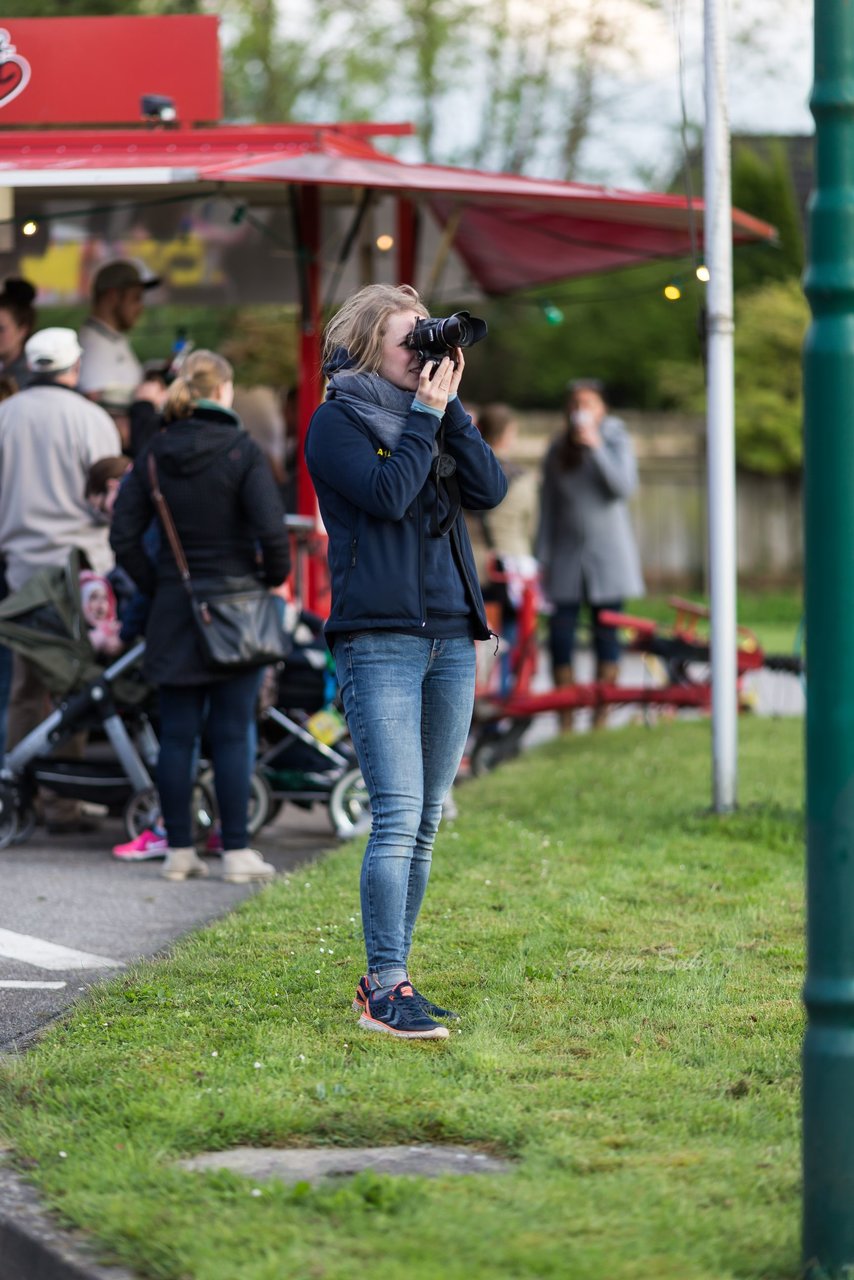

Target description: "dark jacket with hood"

left=305, top=392, right=506, bottom=641
left=110, top=401, right=290, bottom=685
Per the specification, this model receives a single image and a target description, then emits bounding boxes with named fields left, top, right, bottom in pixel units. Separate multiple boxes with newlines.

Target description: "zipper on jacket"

left=350, top=537, right=357, bottom=568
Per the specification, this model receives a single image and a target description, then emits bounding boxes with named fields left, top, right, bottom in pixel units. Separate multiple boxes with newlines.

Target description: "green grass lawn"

left=0, top=718, right=804, bottom=1280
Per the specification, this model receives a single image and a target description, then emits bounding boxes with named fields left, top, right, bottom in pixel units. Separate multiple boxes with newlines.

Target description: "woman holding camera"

left=306, top=283, right=506, bottom=1040
left=536, top=377, right=644, bottom=730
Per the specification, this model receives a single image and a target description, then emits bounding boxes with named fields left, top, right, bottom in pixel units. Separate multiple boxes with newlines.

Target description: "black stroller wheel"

left=329, top=767, right=371, bottom=840
left=10, top=807, right=37, bottom=845
left=196, top=768, right=272, bottom=838
left=469, top=718, right=532, bottom=776
left=123, top=788, right=161, bottom=842
left=0, top=783, right=20, bottom=850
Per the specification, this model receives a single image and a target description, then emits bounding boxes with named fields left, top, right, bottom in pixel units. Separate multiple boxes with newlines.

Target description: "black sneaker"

left=352, top=974, right=372, bottom=1012
left=352, top=974, right=459, bottom=1020
left=411, top=988, right=460, bottom=1020
left=359, top=981, right=449, bottom=1039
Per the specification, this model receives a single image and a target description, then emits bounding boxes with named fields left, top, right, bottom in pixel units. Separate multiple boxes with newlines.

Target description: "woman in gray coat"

left=536, top=378, right=644, bottom=728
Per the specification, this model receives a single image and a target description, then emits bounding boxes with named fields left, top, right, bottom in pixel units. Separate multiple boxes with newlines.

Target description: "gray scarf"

left=326, top=371, right=416, bottom=451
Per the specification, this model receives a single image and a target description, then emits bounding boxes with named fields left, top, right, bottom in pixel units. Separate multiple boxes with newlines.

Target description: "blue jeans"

left=157, top=669, right=261, bottom=851
left=549, top=600, right=623, bottom=668
left=335, top=632, right=475, bottom=987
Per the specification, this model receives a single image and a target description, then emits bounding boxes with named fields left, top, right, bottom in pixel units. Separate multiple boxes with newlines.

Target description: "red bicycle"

left=469, top=572, right=803, bottom=775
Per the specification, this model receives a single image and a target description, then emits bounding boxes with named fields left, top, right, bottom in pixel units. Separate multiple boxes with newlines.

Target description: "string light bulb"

left=663, top=283, right=682, bottom=301
left=375, top=234, right=394, bottom=252
left=695, top=264, right=710, bottom=282
left=542, top=302, right=564, bottom=325
left=22, top=219, right=38, bottom=237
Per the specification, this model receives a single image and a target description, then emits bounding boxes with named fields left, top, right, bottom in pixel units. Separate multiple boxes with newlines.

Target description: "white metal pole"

left=704, top=0, right=738, bottom=811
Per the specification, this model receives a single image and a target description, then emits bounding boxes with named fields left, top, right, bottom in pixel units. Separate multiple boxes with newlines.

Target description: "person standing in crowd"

left=466, top=404, right=539, bottom=583
left=0, top=328, right=120, bottom=824
left=305, top=283, right=507, bottom=1040
left=78, top=258, right=160, bottom=401
left=465, top=404, right=540, bottom=695
left=536, top=377, right=644, bottom=731
left=0, top=370, right=22, bottom=760
left=0, top=278, right=37, bottom=391
left=110, top=350, right=290, bottom=884
left=233, top=384, right=289, bottom=490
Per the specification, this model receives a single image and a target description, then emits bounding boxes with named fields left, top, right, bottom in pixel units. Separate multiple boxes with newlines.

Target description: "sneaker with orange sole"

left=352, top=974, right=459, bottom=1020
left=358, top=981, right=449, bottom=1039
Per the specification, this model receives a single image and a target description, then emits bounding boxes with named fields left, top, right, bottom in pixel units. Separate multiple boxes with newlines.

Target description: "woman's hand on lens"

left=448, top=347, right=465, bottom=398
left=416, top=355, right=456, bottom=413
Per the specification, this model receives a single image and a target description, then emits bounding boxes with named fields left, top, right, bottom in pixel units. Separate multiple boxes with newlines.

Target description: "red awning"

left=0, top=125, right=776, bottom=293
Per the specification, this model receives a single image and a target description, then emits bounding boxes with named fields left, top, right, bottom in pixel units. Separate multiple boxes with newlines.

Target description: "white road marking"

left=0, top=929, right=123, bottom=971
left=0, top=980, right=67, bottom=989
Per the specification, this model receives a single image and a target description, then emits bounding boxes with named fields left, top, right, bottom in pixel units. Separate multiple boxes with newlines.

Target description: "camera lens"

left=440, top=315, right=472, bottom=347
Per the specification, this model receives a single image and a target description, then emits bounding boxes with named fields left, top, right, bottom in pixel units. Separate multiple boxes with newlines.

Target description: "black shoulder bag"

left=147, top=452, right=289, bottom=672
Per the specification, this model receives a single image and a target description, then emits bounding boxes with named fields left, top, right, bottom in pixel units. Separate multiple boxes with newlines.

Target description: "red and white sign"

left=0, top=16, right=220, bottom=126
left=0, top=31, right=31, bottom=112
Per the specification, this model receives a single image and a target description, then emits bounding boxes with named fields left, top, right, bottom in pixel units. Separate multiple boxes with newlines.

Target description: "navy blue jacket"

left=305, top=395, right=507, bottom=640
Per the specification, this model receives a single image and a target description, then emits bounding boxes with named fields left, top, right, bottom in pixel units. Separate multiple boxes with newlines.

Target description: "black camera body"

left=405, top=310, right=488, bottom=363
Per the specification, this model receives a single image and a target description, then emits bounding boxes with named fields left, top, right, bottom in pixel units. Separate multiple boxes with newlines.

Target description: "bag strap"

left=147, top=451, right=193, bottom=596
left=429, top=422, right=462, bottom=539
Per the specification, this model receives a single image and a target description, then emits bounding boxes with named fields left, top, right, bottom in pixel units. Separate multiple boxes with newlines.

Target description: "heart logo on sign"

left=0, top=30, right=31, bottom=110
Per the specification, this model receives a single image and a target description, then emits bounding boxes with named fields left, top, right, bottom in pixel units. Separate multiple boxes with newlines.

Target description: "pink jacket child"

left=79, top=570, right=123, bottom=657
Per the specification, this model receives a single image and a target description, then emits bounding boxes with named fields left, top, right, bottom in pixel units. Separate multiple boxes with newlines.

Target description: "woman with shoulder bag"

left=111, top=350, right=290, bottom=883
left=306, top=283, right=507, bottom=1040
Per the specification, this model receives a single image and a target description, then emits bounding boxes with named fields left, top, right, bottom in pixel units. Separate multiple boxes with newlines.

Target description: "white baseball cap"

left=25, top=327, right=83, bottom=374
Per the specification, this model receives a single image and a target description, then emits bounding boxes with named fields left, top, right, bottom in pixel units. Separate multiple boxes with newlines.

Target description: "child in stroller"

left=0, top=548, right=159, bottom=848
left=0, top=548, right=369, bottom=852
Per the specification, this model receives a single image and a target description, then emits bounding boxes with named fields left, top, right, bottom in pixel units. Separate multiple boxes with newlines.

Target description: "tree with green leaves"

left=216, top=0, right=670, bottom=178
left=658, top=278, right=807, bottom=474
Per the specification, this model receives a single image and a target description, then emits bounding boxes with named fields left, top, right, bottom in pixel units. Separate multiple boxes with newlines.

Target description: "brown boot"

left=593, top=661, right=619, bottom=729
left=553, top=664, right=576, bottom=733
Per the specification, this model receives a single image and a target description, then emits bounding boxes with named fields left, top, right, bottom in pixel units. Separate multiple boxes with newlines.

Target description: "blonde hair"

left=163, top=349, right=234, bottom=422
left=322, top=284, right=428, bottom=376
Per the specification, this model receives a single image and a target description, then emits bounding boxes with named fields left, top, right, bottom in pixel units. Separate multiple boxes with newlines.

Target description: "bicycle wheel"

left=469, top=718, right=531, bottom=776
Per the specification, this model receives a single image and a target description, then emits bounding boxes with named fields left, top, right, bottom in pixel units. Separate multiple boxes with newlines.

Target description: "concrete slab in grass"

left=181, top=1144, right=512, bottom=1183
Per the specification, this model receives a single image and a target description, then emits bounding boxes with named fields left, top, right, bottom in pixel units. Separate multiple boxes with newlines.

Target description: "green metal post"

left=803, top=2, right=854, bottom=1272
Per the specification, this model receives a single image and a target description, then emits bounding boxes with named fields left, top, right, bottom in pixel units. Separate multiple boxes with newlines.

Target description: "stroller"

left=0, top=550, right=162, bottom=849
left=246, top=610, right=370, bottom=840
left=0, top=553, right=371, bottom=849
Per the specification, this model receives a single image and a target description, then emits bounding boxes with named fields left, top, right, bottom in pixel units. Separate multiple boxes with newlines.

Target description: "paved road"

left=0, top=804, right=337, bottom=1053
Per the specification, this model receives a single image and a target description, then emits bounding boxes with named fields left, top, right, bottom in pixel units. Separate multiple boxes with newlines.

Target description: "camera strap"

left=429, top=424, right=462, bottom=538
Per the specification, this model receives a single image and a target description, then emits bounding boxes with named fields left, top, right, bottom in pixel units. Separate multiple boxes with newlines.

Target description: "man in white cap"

left=0, top=328, right=120, bottom=831
left=78, top=258, right=161, bottom=401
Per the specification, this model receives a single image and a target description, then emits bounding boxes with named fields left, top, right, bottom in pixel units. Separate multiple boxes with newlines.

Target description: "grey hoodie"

left=0, top=382, right=120, bottom=592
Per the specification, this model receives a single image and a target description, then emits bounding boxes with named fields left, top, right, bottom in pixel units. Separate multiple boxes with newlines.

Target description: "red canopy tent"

left=0, top=16, right=776, bottom=605
left=0, top=122, right=774, bottom=495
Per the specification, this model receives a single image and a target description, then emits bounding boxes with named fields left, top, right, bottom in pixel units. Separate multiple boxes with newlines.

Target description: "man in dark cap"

left=78, top=257, right=161, bottom=402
